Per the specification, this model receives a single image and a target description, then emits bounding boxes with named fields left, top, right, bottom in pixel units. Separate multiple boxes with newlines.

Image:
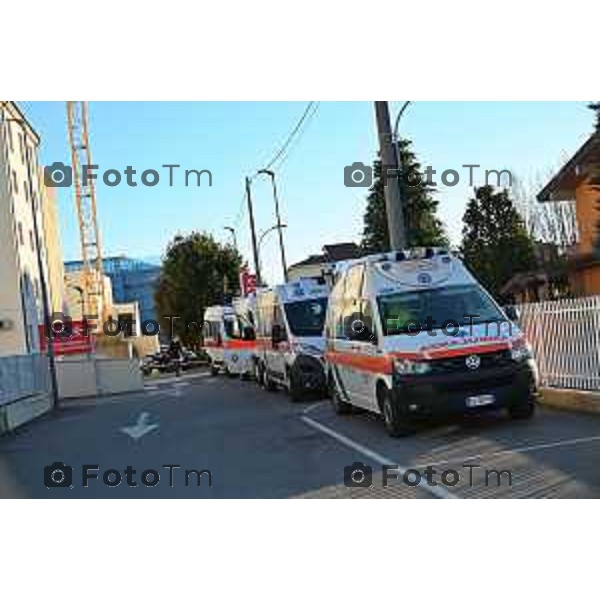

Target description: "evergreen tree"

left=155, top=232, right=242, bottom=345
left=361, top=139, right=448, bottom=252
left=460, top=185, right=537, bottom=301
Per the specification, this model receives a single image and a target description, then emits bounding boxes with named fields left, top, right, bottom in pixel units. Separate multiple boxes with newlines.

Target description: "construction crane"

left=66, top=101, right=105, bottom=320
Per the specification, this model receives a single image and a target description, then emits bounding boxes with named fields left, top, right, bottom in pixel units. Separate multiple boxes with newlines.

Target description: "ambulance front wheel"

left=329, top=377, right=352, bottom=415
left=380, top=386, right=414, bottom=437
left=508, top=395, right=536, bottom=419
left=259, top=362, right=277, bottom=392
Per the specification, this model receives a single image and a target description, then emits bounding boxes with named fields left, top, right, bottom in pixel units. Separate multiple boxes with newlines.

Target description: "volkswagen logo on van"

left=465, top=354, right=481, bottom=370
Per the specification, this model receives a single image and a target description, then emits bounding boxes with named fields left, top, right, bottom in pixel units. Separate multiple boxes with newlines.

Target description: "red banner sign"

left=38, top=320, right=96, bottom=355
left=240, top=269, right=257, bottom=296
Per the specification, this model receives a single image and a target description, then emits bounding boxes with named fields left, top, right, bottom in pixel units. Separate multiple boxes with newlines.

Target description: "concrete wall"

left=0, top=353, right=52, bottom=435
left=56, top=358, right=97, bottom=399
left=96, top=359, right=143, bottom=395
left=56, top=357, right=143, bottom=399
left=0, top=393, right=52, bottom=434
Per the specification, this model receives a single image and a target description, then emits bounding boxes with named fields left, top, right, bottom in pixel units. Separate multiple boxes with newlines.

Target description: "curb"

left=539, top=387, right=600, bottom=416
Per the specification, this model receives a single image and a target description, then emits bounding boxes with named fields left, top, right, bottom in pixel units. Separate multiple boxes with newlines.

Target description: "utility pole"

left=245, top=177, right=262, bottom=286
left=374, top=101, right=406, bottom=250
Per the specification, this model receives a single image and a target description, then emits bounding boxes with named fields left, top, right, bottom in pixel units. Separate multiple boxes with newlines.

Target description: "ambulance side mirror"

left=272, top=324, right=286, bottom=344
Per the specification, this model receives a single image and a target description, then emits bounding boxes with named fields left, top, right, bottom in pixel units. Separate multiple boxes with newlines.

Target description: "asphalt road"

left=2, top=372, right=600, bottom=498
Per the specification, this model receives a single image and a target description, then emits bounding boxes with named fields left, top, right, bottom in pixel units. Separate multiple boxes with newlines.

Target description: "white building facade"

left=0, top=101, right=48, bottom=356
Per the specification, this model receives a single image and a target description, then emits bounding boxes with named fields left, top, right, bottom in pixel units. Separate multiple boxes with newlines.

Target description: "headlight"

left=510, top=337, right=533, bottom=362
left=394, top=358, right=431, bottom=375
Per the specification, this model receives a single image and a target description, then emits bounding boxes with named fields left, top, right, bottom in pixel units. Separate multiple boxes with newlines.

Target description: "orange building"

left=537, top=131, right=600, bottom=296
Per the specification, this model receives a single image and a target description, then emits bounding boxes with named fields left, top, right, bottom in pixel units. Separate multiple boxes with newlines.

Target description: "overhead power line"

left=256, top=101, right=318, bottom=175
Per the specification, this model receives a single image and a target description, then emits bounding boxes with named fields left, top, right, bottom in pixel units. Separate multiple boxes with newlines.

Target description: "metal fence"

left=516, top=296, right=600, bottom=391
left=0, top=354, right=51, bottom=406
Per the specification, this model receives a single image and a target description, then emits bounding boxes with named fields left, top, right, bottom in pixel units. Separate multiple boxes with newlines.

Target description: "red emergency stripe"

left=203, top=339, right=256, bottom=349
left=325, top=351, right=394, bottom=375
left=223, top=340, right=257, bottom=350
left=326, top=341, right=513, bottom=375
left=203, top=340, right=222, bottom=348
left=411, top=341, right=512, bottom=360
left=255, top=336, right=290, bottom=351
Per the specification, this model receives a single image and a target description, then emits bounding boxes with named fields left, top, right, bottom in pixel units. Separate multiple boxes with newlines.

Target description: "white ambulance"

left=202, top=304, right=256, bottom=377
left=325, top=248, right=538, bottom=436
left=255, top=277, right=330, bottom=400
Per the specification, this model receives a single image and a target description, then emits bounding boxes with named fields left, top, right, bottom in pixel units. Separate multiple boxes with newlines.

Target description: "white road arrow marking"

left=120, top=412, right=159, bottom=441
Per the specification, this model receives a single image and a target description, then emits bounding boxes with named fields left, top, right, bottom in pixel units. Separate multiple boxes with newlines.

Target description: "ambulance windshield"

left=284, top=297, right=328, bottom=337
left=378, top=284, right=506, bottom=336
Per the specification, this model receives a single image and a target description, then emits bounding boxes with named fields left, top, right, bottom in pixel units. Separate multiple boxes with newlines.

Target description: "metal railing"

left=516, top=296, right=600, bottom=391
left=0, top=354, right=51, bottom=406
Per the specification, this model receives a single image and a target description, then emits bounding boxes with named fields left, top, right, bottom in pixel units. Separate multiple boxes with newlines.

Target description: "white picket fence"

left=516, top=296, right=600, bottom=391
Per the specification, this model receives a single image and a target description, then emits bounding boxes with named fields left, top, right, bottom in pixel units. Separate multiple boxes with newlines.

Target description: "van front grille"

left=430, top=350, right=513, bottom=375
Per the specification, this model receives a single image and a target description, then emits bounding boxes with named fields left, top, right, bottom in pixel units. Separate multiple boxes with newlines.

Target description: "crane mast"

left=66, top=101, right=104, bottom=320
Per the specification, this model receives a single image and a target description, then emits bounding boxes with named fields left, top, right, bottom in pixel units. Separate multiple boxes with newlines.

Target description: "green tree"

left=361, top=138, right=448, bottom=252
left=155, top=232, right=242, bottom=345
left=460, top=185, right=537, bottom=301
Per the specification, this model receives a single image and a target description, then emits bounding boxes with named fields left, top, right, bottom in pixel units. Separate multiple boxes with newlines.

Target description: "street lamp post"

left=223, top=226, right=238, bottom=251
left=257, top=224, right=287, bottom=282
left=393, top=101, right=412, bottom=243
left=257, top=169, right=288, bottom=282
left=393, top=101, right=412, bottom=143
left=1, top=109, right=60, bottom=411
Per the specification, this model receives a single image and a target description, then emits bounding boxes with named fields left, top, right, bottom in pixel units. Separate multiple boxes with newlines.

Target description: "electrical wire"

left=253, top=101, right=317, bottom=176
left=271, top=101, right=320, bottom=171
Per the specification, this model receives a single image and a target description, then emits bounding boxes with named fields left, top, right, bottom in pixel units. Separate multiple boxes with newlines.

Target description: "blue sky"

left=20, top=101, right=594, bottom=284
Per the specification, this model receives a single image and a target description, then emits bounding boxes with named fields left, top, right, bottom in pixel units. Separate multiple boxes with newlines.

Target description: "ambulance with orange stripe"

left=202, top=304, right=256, bottom=377
left=254, top=277, right=329, bottom=400
left=325, top=248, right=538, bottom=436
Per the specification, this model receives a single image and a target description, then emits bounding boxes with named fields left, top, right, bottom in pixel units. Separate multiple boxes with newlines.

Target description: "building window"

left=18, top=222, right=24, bottom=245
left=19, top=132, right=25, bottom=164
left=7, top=123, right=14, bottom=154
left=29, top=229, right=35, bottom=251
left=12, top=170, right=18, bottom=195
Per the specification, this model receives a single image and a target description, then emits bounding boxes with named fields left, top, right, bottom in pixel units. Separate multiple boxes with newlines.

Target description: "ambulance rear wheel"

left=381, top=387, right=413, bottom=437
left=210, top=362, right=219, bottom=376
left=288, top=368, right=305, bottom=402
